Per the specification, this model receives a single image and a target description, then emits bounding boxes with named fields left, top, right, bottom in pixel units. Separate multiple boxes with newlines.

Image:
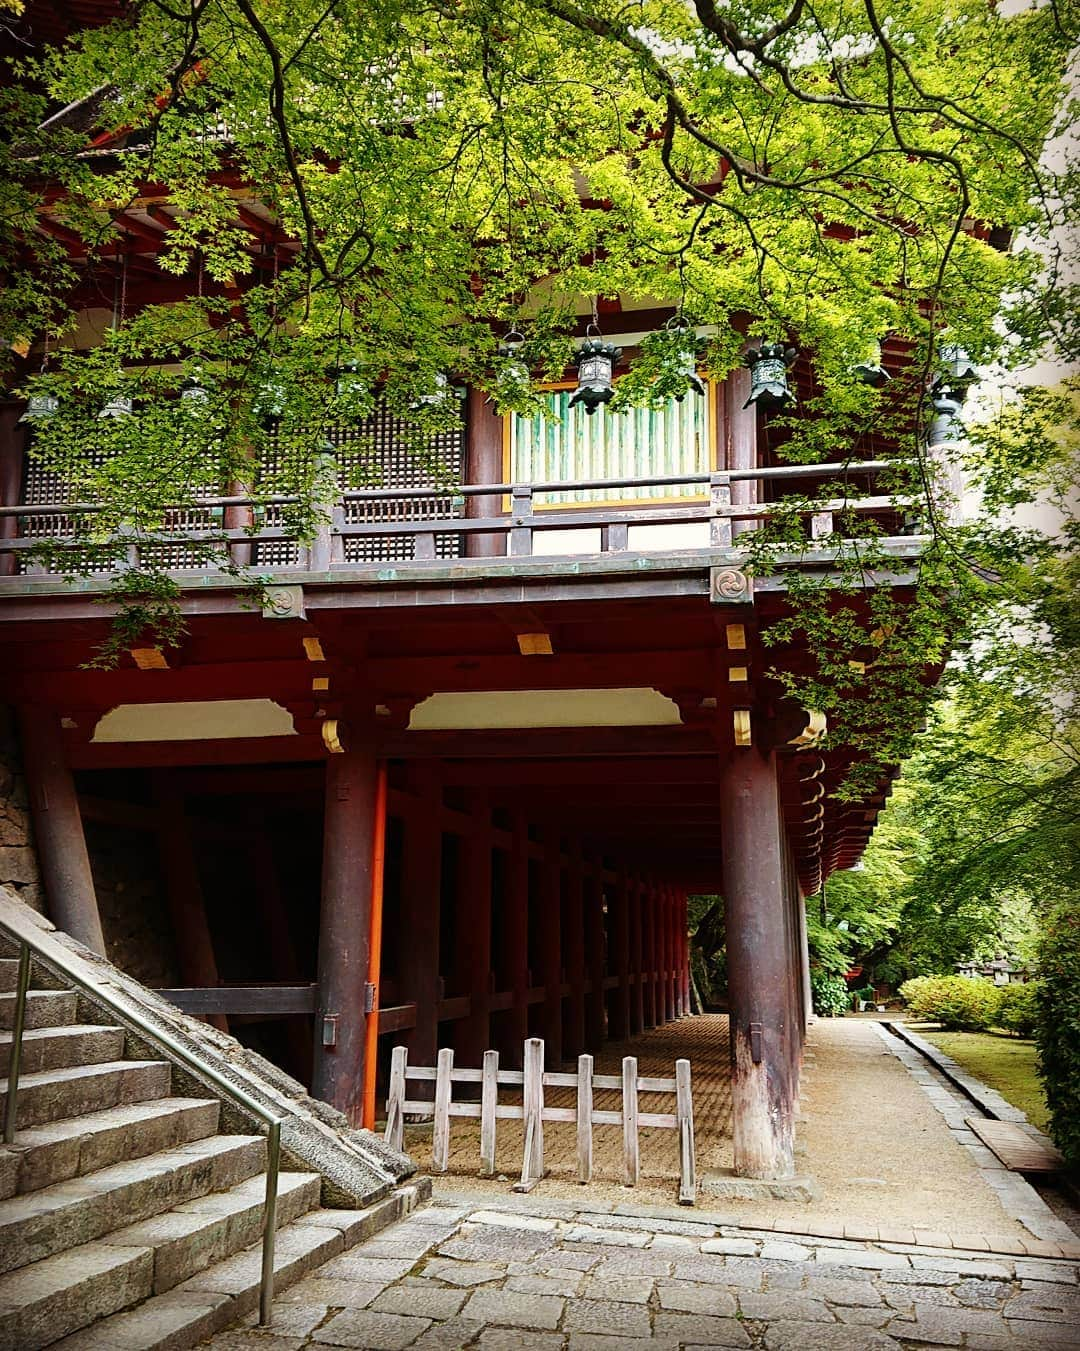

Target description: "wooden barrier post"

left=515, top=1037, right=545, bottom=1191
left=480, top=1049, right=498, bottom=1178
left=432, top=1047, right=454, bottom=1172
left=577, top=1053, right=594, bottom=1183
left=676, top=1057, right=696, bottom=1204
left=622, top=1055, right=639, bottom=1186
left=385, top=1045, right=407, bottom=1153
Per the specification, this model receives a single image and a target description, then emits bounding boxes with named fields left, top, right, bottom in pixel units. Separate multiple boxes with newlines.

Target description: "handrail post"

left=307, top=449, right=338, bottom=572
left=3, top=941, right=31, bottom=1144
left=509, top=485, right=534, bottom=556
left=258, top=1118, right=280, bottom=1326
left=709, top=472, right=733, bottom=547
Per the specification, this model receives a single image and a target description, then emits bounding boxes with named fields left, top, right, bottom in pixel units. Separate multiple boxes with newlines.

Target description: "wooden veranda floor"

left=400, top=1013, right=733, bottom=1188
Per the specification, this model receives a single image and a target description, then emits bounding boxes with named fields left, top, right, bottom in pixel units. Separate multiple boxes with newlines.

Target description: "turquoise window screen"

left=509, top=388, right=711, bottom=506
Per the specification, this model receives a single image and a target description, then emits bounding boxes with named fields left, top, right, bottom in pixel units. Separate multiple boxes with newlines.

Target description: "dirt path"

left=409, top=1014, right=1029, bottom=1238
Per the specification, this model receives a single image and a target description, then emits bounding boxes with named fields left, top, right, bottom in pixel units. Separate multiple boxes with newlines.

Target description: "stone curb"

left=427, top=1188, right=1080, bottom=1262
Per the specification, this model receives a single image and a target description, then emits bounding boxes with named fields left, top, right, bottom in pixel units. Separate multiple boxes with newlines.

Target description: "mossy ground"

left=921, top=1029, right=1050, bottom=1132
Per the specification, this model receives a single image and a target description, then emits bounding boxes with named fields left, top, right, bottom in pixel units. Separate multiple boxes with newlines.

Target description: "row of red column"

left=313, top=757, right=694, bottom=1125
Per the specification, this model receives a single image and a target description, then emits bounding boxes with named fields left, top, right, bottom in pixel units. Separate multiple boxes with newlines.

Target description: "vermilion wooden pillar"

left=399, top=769, right=443, bottom=1084
left=641, top=881, right=656, bottom=1031
left=313, top=738, right=379, bottom=1124
left=610, top=871, right=631, bottom=1040
left=18, top=707, right=105, bottom=955
left=564, top=840, right=586, bottom=1059
left=455, top=792, right=492, bottom=1067
left=682, top=892, right=692, bottom=1015
left=0, top=403, right=24, bottom=578
left=464, top=386, right=506, bottom=558
left=584, top=853, right=606, bottom=1047
left=154, top=774, right=228, bottom=1034
left=505, top=811, right=530, bottom=1060
left=629, top=873, right=644, bottom=1037
left=721, top=746, right=797, bottom=1179
left=662, top=887, right=675, bottom=1023
left=539, top=828, right=563, bottom=1066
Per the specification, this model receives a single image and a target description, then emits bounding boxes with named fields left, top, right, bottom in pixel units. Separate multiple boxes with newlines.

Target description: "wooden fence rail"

left=384, top=1037, right=696, bottom=1205
left=0, top=459, right=915, bottom=578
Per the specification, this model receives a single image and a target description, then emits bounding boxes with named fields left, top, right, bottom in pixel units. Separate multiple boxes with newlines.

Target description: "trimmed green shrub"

left=1036, top=903, right=1080, bottom=1170
left=899, top=974, right=1002, bottom=1030
left=811, top=970, right=849, bottom=1017
left=996, top=980, right=1040, bottom=1037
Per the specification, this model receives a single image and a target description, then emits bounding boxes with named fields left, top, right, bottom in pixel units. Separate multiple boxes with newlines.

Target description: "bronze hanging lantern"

left=180, top=368, right=210, bottom=412
left=498, top=328, right=530, bottom=387
left=666, top=317, right=706, bottom=401
left=928, top=343, right=976, bottom=446
left=99, top=392, right=133, bottom=419
left=743, top=343, right=796, bottom=410
left=411, top=371, right=453, bottom=411
left=334, top=362, right=366, bottom=402
left=569, top=323, right=621, bottom=415
left=19, top=394, right=58, bottom=422
left=852, top=341, right=890, bottom=387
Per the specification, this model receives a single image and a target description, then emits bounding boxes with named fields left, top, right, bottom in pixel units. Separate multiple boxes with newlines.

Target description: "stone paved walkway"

left=205, top=1196, right=1080, bottom=1350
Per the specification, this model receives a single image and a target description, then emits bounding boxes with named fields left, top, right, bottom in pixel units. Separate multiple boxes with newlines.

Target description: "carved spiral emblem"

left=712, top=568, right=748, bottom=600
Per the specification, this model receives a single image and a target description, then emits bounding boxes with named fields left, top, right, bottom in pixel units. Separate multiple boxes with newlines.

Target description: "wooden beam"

left=312, top=739, right=379, bottom=1125
left=454, top=791, right=492, bottom=1067
left=398, top=768, right=442, bottom=1084
left=564, top=839, right=586, bottom=1060
left=155, top=984, right=317, bottom=1014
left=721, top=747, right=796, bottom=1180
left=152, top=773, right=227, bottom=1033
left=18, top=707, right=105, bottom=955
left=539, top=826, right=563, bottom=1068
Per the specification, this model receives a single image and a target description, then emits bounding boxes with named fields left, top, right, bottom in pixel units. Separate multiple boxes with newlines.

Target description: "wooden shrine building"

left=0, top=329, right=928, bottom=1184
left=0, top=10, right=938, bottom=1184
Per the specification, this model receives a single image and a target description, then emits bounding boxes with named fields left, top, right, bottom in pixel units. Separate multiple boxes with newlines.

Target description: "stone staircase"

left=0, top=953, right=423, bottom=1349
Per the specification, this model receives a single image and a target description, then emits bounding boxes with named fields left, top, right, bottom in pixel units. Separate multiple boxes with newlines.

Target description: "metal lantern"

left=334, top=363, right=366, bottom=402
left=569, top=336, right=621, bottom=415
left=743, top=343, right=796, bottom=410
left=666, top=318, right=706, bottom=401
left=411, top=371, right=452, bottom=411
left=253, top=379, right=287, bottom=423
left=498, top=329, right=530, bottom=388
left=99, top=394, right=133, bottom=419
left=19, top=393, right=59, bottom=422
left=928, top=390, right=965, bottom=447
left=852, top=342, right=890, bottom=387
left=938, top=344, right=977, bottom=389
left=180, top=370, right=210, bottom=412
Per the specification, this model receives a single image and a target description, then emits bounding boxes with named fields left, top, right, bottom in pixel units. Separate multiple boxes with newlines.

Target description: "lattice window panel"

left=20, top=443, right=218, bottom=574
left=253, top=396, right=465, bottom=568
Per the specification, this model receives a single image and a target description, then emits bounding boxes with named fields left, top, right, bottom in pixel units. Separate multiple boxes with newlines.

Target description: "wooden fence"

left=384, top=1037, right=696, bottom=1205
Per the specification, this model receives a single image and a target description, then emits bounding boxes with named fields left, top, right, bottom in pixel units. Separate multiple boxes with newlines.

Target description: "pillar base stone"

left=700, top=1169, right=817, bottom=1204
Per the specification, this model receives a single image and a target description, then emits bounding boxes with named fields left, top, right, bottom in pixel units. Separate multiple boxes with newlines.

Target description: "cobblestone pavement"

left=205, top=1195, right=1080, bottom=1350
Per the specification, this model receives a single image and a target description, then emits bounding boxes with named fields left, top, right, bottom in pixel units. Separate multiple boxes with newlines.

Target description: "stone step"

left=0, top=1058, right=172, bottom=1131
left=0, top=1097, right=220, bottom=1201
left=0, top=1133, right=266, bottom=1276
left=51, top=1216, right=348, bottom=1351
left=102, top=1170, right=320, bottom=1294
left=0, top=989, right=77, bottom=1031
left=0, top=1024, right=125, bottom=1077
left=0, top=960, right=20, bottom=994
left=0, top=1237, right=153, bottom=1351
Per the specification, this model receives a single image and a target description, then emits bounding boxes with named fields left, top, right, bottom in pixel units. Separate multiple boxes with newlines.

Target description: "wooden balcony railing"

left=0, top=459, right=915, bottom=579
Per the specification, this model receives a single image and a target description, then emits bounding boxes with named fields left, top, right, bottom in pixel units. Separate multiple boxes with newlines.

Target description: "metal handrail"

left=0, top=928, right=284, bottom=1326
left=0, top=458, right=907, bottom=517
